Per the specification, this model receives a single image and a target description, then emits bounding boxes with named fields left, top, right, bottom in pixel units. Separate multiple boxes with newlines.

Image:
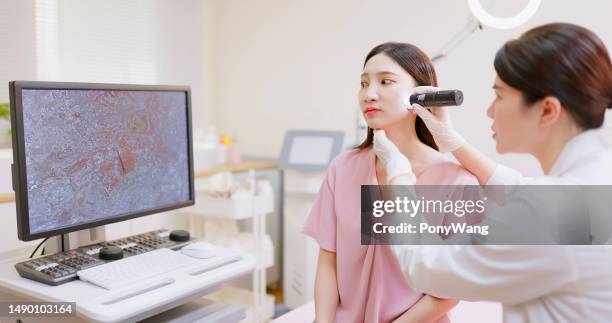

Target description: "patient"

left=303, top=42, right=481, bottom=322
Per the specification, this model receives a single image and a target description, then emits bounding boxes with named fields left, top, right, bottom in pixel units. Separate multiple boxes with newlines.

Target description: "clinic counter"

left=0, top=160, right=278, bottom=204
left=194, top=160, right=277, bottom=177
left=0, top=194, right=11, bottom=203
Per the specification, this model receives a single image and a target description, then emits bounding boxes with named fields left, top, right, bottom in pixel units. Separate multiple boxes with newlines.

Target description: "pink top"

left=302, top=148, right=480, bottom=323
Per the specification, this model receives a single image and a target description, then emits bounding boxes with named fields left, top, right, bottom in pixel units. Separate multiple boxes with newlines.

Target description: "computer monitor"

left=278, top=130, right=344, bottom=172
left=9, top=81, right=195, bottom=241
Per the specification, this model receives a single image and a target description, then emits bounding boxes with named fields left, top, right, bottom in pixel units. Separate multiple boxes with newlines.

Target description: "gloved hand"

left=411, top=86, right=465, bottom=153
left=373, top=130, right=416, bottom=185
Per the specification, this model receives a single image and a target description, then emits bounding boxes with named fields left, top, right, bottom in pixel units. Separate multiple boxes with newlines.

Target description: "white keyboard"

left=77, top=248, right=200, bottom=290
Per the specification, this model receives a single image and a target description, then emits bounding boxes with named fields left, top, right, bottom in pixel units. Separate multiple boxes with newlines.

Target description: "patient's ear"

left=538, top=96, right=563, bottom=128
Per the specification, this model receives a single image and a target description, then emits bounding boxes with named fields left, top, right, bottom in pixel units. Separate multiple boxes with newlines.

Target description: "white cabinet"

left=282, top=170, right=323, bottom=309
left=181, top=176, right=275, bottom=323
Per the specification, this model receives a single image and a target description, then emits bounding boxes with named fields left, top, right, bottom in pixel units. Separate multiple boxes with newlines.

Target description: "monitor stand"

left=43, top=226, right=106, bottom=254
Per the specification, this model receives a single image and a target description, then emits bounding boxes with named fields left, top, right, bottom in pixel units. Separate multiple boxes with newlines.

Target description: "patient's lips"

left=365, top=107, right=381, bottom=117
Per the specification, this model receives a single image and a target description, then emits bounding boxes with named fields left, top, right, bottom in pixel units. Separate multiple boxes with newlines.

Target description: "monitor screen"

left=288, top=137, right=334, bottom=166
left=278, top=130, right=344, bottom=172
left=9, top=81, right=194, bottom=241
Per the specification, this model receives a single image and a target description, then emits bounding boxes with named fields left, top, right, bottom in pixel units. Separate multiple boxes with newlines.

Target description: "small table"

left=0, top=250, right=255, bottom=322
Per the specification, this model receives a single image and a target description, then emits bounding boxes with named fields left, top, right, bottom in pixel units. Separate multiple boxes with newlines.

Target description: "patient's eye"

left=360, top=81, right=368, bottom=88
left=381, top=79, right=394, bottom=85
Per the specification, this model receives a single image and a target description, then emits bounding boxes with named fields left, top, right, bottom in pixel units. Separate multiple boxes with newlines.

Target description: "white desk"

left=0, top=249, right=256, bottom=323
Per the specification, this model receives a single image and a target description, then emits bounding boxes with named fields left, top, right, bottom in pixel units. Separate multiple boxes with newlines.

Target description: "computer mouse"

left=181, top=242, right=217, bottom=259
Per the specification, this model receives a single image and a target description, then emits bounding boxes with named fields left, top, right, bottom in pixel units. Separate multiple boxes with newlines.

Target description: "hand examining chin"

left=372, top=129, right=416, bottom=185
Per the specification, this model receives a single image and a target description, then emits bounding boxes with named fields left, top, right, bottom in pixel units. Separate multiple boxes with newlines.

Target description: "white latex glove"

left=373, top=130, right=416, bottom=185
left=411, top=86, right=466, bottom=153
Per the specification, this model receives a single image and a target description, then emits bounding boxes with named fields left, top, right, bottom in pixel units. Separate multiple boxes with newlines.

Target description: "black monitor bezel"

left=9, top=80, right=195, bottom=241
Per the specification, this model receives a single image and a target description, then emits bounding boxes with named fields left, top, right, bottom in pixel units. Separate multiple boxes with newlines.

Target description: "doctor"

left=374, top=23, right=612, bottom=322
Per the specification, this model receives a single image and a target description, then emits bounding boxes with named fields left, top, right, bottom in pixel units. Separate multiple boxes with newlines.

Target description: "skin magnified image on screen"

left=21, top=89, right=190, bottom=234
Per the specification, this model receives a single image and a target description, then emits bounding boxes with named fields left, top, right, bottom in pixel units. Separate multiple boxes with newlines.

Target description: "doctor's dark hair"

left=494, top=23, right=612, bottom=129
left=356, top=42, right=438, bottom=151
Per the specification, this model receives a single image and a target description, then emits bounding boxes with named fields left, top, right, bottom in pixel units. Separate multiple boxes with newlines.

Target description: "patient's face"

left=487, top=76, right=541, bottom=153
left=358, top=54, right=416, bottom=130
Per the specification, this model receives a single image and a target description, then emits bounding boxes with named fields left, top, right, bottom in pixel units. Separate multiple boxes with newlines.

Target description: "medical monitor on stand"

left=9, top=81, right=195, bottom=250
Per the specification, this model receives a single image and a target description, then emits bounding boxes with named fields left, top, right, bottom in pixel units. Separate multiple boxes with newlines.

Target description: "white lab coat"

left=392, top=130, right=612, bottom=323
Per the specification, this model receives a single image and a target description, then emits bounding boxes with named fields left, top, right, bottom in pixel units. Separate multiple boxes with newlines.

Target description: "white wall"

left=0, top=1, right=37, bottom=102
left=0, top=1, right=37, bottom=148
left=212, top=0, right=612, bottom=175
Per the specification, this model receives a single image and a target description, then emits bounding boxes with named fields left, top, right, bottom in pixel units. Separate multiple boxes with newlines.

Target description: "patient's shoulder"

left=417, top=160, right=479, bottom=185
left=328, top=147, right=374, bottom=170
